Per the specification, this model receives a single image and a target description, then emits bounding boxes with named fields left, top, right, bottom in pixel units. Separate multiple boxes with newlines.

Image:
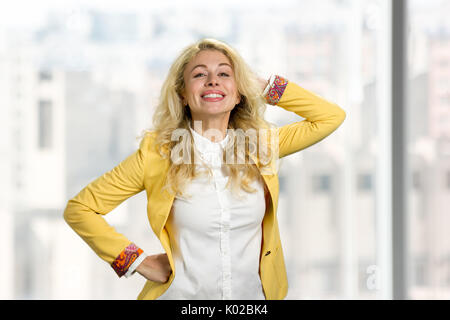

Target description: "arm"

left=63, top=134, right=150, bottom=277
left=263, top=75, right=346, bottom=158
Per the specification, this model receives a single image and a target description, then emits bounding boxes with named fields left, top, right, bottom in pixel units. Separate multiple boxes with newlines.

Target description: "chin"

left=200, top=106, right=230, bottom=114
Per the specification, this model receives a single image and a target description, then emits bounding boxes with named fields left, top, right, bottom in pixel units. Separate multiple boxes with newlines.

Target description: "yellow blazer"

left=63, top=77, right=346, bottom=300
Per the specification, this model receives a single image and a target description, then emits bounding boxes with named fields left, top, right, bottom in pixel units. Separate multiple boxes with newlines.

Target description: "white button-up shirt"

left=145, top=124, right=267, bottom=300
left=126, top=79, right=278, bottom=297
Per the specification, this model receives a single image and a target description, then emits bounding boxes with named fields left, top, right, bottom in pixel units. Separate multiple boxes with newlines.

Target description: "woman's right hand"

left=136, top=253, right=172, bottom=283
left=258, top=76, right=270, bottom=93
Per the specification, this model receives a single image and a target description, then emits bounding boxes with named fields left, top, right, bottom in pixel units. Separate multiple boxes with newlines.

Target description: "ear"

left=179, top=91, right=187, bottom=106
left=236, top=94, right=242, bottom=105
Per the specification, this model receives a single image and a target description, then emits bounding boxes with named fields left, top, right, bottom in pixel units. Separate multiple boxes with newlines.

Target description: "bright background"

left=0, top=0, right=449, bottom=299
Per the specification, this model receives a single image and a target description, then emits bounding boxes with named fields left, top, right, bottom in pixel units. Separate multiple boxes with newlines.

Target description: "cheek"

left=225, top=81, right=238, bottom=95
left=186, top=83, right=201, bottom=99
left=230, top=86, right=240, bottom=102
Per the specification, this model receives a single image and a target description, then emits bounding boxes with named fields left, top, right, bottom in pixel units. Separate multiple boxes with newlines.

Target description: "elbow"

left=63, top=198, right=98, bottom=227
left=333, top=103, right=346, bottom=124
left=63, top=199, right=78, bottom=226
left=339, top=109, right=347, bottom=123
left=63, top=200, right=72, bottom=224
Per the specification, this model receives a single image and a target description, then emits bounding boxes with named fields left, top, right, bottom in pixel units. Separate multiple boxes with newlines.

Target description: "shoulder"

left=137, top=130, right=158, bottom=154
left=138, top=130, right=171, bottom=161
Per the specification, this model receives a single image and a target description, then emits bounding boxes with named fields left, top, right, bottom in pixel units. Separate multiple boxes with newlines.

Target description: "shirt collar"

left=188, top=123, right=230, bottom=154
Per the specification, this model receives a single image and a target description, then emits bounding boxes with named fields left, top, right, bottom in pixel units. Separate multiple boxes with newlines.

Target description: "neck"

left=190, top=116, right=229, bottom=143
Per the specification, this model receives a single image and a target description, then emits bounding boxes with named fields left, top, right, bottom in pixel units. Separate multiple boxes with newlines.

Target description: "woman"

left=64, top=38, right=346, bottom=300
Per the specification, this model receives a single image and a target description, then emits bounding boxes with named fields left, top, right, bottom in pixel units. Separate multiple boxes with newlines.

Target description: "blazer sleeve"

left=63, top=133, right=151, bottom=277
left=264, top=75, right=346, bottom=158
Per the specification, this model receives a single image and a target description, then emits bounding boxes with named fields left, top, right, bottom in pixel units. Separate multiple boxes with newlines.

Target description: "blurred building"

left=0, top=0, right=449, bottom=300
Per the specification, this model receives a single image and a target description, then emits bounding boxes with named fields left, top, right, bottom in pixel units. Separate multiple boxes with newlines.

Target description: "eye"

left=194, top=72, right=230, bottom=78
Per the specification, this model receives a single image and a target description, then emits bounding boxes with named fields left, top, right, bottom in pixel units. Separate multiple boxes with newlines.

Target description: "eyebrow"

left=190, top=63, right=232, bottom=74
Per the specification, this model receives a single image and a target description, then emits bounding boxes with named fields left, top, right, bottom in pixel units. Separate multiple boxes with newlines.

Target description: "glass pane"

left=408, top=0, right=450, bottom=299
left=0, top=0, right=390, bottom=299
left=38, top=100, right=53, bottom=149
left=274, top=0, right=389, bottom=299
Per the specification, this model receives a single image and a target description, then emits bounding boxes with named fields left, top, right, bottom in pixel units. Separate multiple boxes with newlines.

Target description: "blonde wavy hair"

left=147, top=38, right=277, bottom=199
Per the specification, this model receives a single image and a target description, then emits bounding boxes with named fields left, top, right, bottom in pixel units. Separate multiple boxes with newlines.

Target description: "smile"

left=202, top=93, right=225, bottom=102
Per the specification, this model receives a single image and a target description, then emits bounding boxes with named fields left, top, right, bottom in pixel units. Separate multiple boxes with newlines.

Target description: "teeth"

left=203, top=93, right=224, bottom=98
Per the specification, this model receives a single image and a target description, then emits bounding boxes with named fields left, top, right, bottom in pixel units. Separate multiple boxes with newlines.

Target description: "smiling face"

left=181, top=49, right=241, bottom=123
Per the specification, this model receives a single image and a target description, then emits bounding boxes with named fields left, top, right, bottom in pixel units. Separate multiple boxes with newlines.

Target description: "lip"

left=202, top=96, right=225, bottom=102
left=201, top=90, right=226, bottom=98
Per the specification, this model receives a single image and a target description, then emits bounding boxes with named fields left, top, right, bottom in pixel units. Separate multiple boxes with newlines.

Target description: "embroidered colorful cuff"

left=125, top=252, right=148, bottom=278
left=262, top=74, right=276, bottom=97
left=264, top=75, right=289, bottom=105
left=111, top=243, right=144, bottom=277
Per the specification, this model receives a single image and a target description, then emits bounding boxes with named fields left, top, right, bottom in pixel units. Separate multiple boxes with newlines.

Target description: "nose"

left=206, top=74, right=219, bottom=86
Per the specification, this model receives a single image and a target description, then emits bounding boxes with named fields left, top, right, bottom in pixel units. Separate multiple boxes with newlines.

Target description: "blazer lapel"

left=150, top=152, right=278, bottom=242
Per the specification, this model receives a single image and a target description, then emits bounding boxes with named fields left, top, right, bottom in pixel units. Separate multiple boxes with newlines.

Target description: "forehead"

left=186, top=50, right=232, bottom=70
